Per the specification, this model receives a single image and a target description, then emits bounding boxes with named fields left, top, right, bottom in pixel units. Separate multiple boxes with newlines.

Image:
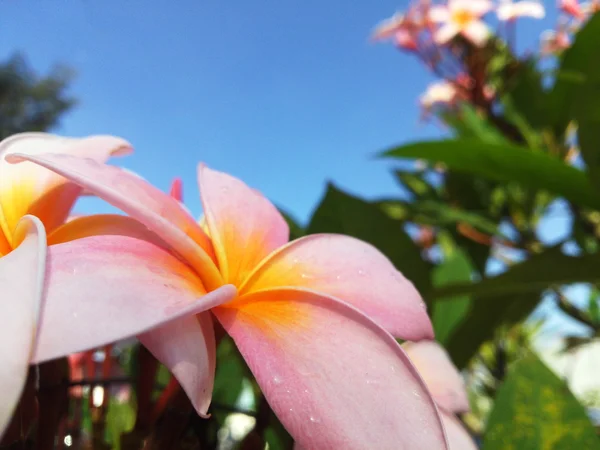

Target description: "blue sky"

left=1, top=0, right=553, bottom=223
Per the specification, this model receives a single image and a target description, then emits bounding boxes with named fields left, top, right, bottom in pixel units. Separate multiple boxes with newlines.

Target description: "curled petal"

left=139, top=312, right=216, bottom=417
left=404, top=341, right=469, bottom=413
left=242, top=234, right=433, bottom=340
left=0, top=216, right=46, bottom=437
left=47, top=214, right=166, bottom=247
left=441, top=411, right=478, bottom=450
left=435, top=23, right=460, bottom=44
left=169, top=177, right=184, bottom=202
left=429, top=5, right=450, bottom=22
left=462, top=21, right=490, bottom=47
left=7, top=153, right=223, bottom=290
left=198, top=164, right=289, bottom=286
left=33, top=235, right=236, bottom=363
left=0, top=133, right=130, bottom=244
left=214, top=290, right=448, bottom=449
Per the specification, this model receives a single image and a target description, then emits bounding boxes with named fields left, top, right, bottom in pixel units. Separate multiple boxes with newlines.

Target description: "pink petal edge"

left=0, top=216, right=46, bottom=438
left=241, top=233, right=433, bottom=340
left=33, top=235, right=236, bottom=363
left=214, top=290, right=448, bottom=449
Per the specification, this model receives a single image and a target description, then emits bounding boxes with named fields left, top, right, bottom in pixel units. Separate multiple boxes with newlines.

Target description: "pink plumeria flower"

left=429, top=0, right=493, bottom=47
left=405, top=341, right=479, bottom=450
left=560, top=0, right=586, bottom=19
left=0, top=133, right=132, bottom=437
left=582, top=0, right=600, bottom=15
left=372, top=11, right=420, bottom=51
left=10, top=151, right=449, bottom=448
left=540, top=28, right=571, bottom=55
left=420, top=80, right=460, bottom=111
left=497, top=0, right=545, bottom=21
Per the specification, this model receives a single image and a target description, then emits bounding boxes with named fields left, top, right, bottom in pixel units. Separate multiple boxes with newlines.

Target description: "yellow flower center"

left=452, top=9, right=474, bottom=27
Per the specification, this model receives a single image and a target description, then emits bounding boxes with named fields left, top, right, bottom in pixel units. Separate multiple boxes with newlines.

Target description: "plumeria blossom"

left=372, top=11, right=421, bottom=51
left=560, top=0, right=586, bottom=19
left=420, top=80, right=460, bottom=112
left=404, top=341, right=478, bottom=450
left=0, top=134, right=237, bottom=438
left=9, top=149, right=449, bottom=448
left=497, top=0, right=545, bottom=21
left=429, top=0, right=493, bottom=47
left=0, top=134, right=130, bottom=437
left=540, top=28, right=571, bottom=55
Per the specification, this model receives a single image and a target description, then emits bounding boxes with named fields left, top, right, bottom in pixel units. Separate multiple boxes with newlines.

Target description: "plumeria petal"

left=198, top=164, right=289, bottom=286
left=139, top=312, right=216, bottom=417
left=0, top=133, right=130, bottom=245
left=213, top=290, right=448, bottom=449
left=456, top=0, right=493, bottom=16
left=241, top=234, right=433, bottom=340
left=33, top=235, right=236, bottom=363
left=462, top=21, right=490, bottom=47
left=441, top=412, right=478, bottom=450
left=429, top=5, right=450, bottom=22
left=170, top=177, right=183, bottom=202
left=8, top=153, right=223, bottom=290
left=0, top=216, right=46, bottom=438
left=435, top=23, right=460, bottom=44
left=47, top=214, right=166, bottom=247
left=497, top=1, right=545, bottom=21
left=404, top=341, right=469, bottom=413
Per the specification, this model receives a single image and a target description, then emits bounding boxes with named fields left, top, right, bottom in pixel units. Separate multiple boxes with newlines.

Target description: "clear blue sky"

left=1, top=0, right=552, bottom=223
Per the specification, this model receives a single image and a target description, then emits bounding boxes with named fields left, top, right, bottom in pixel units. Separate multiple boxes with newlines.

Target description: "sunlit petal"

left=0, top=216, right=46, bottom=438
left=198, top=164, right=289, bottom=286
left=214, top=290, right=448, bottom=449
left=462, top=21, right=490, bottom=47
left=33, top=235, right=236, bottom=363
left=0, top=133, right=130, bottom=244
left=139, top=312, right=216, bottom=417
left=8, top=153, right=223, bottom=290
left=404, top=341, right=469, bottom=413
left=242, top=234, right=433, bottom=340
left=47, top=214, right=166, bottom=248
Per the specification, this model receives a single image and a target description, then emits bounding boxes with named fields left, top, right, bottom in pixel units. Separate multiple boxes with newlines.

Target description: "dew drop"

left=309, top=416, right=320, bottom=424
left=272, top=376, right=282, bottom=385
left=357, top=269, right=365, bottom=276
left=300, top=273, right=313, bottom=279
left=412, top=390, right=421, bottom=398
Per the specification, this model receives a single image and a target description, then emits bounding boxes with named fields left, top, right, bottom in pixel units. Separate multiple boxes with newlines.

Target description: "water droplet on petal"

left=413, top=390, right=421, bottom=398
left=357, top=269, right=365, bottom=276
left=309, top=416, right=320, bottom=424
left=273, top=376, right=282, bottom=385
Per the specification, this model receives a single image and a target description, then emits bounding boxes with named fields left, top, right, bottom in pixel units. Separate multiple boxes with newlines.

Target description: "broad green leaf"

left=105, top=399, right=136, bottom=450
left=570, top=14, right=600, bottom=191
left=382, top=139, right=600, bottom=210
left=430, top=247, right=600, bottom=300
left=378, top=198, right=503, bottom=237
left=548, top=13, right=600, bottom=136
left=446, top=292, right=540, bottom=369
left=483, top=354, right=600, bottom=450
left=212, top=337, right=249, bottom=417
left=442, top=104, right=507, bottom=144
left=431, top=246, right=473, bottom=344
left=307, top=184, right=431, bottom=293
left=278, top=207, right=305, bottom=241
left=502, top=58, right=548, bottom=132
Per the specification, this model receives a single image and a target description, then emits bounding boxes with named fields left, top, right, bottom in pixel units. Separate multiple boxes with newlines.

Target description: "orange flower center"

left=452, top=9, right=474, bottom=27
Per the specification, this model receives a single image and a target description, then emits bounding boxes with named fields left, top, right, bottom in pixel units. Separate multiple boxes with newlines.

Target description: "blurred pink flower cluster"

left=371, top=0, right=598, bottom=116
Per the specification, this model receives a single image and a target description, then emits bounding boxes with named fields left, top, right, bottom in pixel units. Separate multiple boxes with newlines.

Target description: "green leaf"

left=278, top=207, right=305, bottom=241
left=307, top=184, right=431, bottom=293
left=378, top=198, right=503, bottom=237
left=393, top=171, right=437, bottom=199
left=382, top=139, right=600, bottom=210
left=483, top=354, right=600, bottom=450
left=446, top=292, right=540, bottom=369
left=502, top=58, right=548, bottom=132
left=441, top=104, right=507, bottom=144
left=431, top=246, right=473, bottom=344
left=548, top=13, right=600, bottom=136
left=105, top=399, right=136, bottom=450
left=431, top=247, right=600, bottom=300
left=212, top=337, right=248, bottom=416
